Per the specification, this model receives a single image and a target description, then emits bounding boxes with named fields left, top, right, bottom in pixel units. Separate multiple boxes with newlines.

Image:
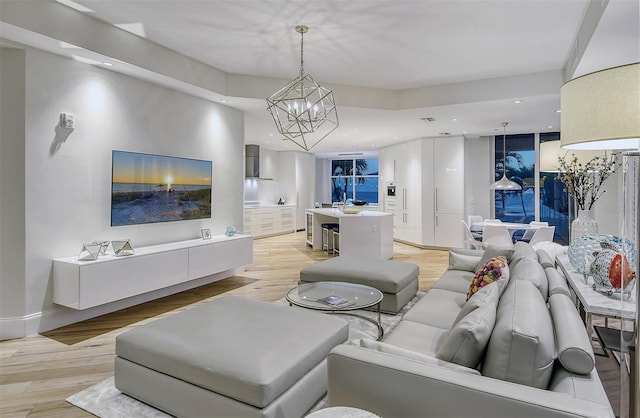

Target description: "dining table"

left=471, top=221, right=541, bottom=238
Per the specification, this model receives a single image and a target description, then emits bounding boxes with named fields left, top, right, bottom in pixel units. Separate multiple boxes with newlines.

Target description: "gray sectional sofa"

left=326, top=242, right=615, bottom=418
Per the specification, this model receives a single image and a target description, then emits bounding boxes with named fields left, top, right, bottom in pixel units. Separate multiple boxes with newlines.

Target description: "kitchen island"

left=305, top=208, right=393, bottom=260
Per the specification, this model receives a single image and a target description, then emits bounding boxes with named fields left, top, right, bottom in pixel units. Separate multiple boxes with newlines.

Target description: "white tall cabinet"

left=380, top=136, right=464, bottom=248
left=278, top=151, right=316, bottom=230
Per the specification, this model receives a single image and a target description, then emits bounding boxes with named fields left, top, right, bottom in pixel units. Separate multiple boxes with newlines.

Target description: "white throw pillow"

left=435, top=295, right=498, bottom=369
left=454, top=280, right=501, bottom=326
left=448, top=251, right=482, bottom=272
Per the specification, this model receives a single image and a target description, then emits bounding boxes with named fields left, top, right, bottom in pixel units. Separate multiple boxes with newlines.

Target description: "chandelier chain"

left=300, top=29, right=304, bottom=77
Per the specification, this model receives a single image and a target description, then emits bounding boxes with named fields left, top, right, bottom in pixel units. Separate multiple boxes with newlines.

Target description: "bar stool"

left=332, top=226, right=340, bottom=256
left=321, top=223, right=339, bottom=254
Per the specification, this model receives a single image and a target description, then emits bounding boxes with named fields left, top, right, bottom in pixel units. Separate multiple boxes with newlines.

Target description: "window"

left=330, top=158, right=379, bottom=204
left=493, top=132, right=570, bottom=245
left=494, top=133, right=534, bottom=223
left=539, top=132, right=569, bottom=245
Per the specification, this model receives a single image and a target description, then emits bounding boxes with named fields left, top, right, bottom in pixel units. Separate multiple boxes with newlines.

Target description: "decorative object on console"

left=78, top=243, right=103, bottom=261
left=201, top=228, right=211, bottom=240
left=111, top=150, right=212, bottom=227
left=557, top=151, right=620, bottom=242
left=111, top=239, right=134, bottom=256
left=589, top=241, right=636, bottom=297
left=225, top=226, right=237, bottom=237
left=568, top=234, right=636, bottom=275
left=555, top=151, right=619, bottom=241
left=266, top=25, right=339, bottom=151
left=467, top=256, right=508, bottom=300
left=91, top=240, right=110, bottom=256
left=570, top=209, right=599, bottom=242
left=556, top=152, right=619, bottom=212
left=490, top=122, right=522, bottom=191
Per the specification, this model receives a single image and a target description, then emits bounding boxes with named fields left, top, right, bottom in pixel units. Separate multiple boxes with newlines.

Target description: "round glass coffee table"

left=286, top=281, right=384, bottom=340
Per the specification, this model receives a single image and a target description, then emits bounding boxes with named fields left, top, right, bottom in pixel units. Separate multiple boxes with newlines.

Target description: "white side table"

left=306, top=406, right=381, bottom=418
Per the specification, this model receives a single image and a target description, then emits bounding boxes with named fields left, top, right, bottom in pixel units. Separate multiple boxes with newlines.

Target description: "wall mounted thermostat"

left=60, top=113, right=75, bottom=129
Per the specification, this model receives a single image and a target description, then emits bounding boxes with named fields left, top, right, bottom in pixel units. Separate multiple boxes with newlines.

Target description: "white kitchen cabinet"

left=380, top=136, right=464, bottom=248
left=243, top=205, right=296, bottom=238
left=278, top=151, right=315, bottom=230
left=433, top=137, right=464, bottom=247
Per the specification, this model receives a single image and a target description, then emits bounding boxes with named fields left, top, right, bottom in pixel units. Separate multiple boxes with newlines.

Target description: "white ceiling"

left=2, top=0, right=639, bottom=154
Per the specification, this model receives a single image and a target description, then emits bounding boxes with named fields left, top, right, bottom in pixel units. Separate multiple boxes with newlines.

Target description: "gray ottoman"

left=114, top=295, right=349, bottom=418
left=300, top=257, right=419, bottom=314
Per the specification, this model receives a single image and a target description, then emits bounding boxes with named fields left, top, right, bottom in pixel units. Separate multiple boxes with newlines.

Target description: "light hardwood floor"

left=0, top=232, right=622, bottom=417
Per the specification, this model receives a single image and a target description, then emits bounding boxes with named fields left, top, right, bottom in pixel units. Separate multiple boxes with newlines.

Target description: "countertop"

left=244, top=204, right=295, bottom=208
left=306, top=208, right=391, bottom=217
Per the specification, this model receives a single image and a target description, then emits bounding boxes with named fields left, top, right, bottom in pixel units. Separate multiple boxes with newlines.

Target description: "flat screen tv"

left=111, top=150, right=212, bottom=226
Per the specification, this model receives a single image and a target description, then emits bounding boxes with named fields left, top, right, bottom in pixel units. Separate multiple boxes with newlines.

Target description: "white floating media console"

left=53, top=234, right=253, bottom=310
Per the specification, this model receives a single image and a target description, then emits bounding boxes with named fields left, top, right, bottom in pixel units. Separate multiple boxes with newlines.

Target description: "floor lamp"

left=561, top=62, right=639, bottom=418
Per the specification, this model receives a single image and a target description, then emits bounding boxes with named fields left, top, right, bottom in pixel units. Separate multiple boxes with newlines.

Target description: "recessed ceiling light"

left=220, top=99, right=228, bottom=103
left=102, top=62, right=113, bottom=67
left=547, top=125, right=553, bottom=129
left=114, top=23, right=146, bottom=38
left=452, top=118, right=458, bottom=122
left=555, top=109, right=561, bottom=113
left=56, top=0, right=94, bottom=12
left=513, top=100, right=522, bottom=104
left=59, top=41, right=80, bottom=49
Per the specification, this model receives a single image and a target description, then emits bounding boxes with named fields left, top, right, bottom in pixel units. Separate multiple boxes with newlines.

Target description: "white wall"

left=464, top=136, right=492, bottom=220
left=0, top=48, right=26, bottom=335
left=1, top=46, right=245, bottom=339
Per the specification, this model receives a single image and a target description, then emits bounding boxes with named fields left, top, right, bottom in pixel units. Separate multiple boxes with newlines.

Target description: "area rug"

left=67, top=292, right=424, bottom=418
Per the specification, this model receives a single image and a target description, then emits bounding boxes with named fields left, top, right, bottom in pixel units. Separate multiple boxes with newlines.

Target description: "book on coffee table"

left=316, top=295, right=355, bottom=308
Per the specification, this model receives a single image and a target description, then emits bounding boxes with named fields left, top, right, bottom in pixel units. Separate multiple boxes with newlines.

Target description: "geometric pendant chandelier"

left=490, top=121, right=522, bottom=190
left=266, top=25, right=339, bottom=151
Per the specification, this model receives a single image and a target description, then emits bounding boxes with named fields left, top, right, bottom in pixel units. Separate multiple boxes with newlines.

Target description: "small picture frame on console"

left=201, top=229, right=211, bottom=240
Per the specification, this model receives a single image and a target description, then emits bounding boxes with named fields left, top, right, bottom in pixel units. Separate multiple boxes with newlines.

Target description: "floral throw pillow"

left=467, top=256, right=508, bottom=301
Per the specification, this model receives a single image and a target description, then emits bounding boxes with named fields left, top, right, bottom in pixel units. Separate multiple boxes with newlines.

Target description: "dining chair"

left=481, top=224, right=513, bottom=248
left=518, top=221, right=549, bottom=242
left=467, top=215, right=484, bottom=239
left=528, top=225, right=556, bottom=246
left=461, top=221, right=484, bottom=250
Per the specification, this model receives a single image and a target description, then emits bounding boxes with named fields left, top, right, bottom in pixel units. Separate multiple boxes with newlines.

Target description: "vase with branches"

left=556, top=153, right=620, bottom=211
left=556, top=152, right=620, bottom=241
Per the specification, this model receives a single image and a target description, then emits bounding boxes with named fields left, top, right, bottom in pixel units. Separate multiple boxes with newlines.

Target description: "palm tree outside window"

left=330, top=158, right=379, bottom=204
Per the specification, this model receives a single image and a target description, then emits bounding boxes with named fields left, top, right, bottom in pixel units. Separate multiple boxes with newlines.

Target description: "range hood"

left=245, top=144, right=260, bottom=178
left=246, top=144, right=265, bottom=178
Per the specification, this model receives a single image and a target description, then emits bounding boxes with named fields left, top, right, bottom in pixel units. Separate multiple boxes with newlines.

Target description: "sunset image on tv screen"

left=111, top=150, right=212, bottom=226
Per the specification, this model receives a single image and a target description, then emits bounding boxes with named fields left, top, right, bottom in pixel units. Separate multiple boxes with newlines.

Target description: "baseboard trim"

left=0, top=268, right=240, bottom=341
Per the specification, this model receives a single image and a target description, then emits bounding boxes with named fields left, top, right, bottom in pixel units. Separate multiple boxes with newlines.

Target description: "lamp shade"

left=560, top=63, right=640, bottom=150
left=540, top=140, right=603, bottom=172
